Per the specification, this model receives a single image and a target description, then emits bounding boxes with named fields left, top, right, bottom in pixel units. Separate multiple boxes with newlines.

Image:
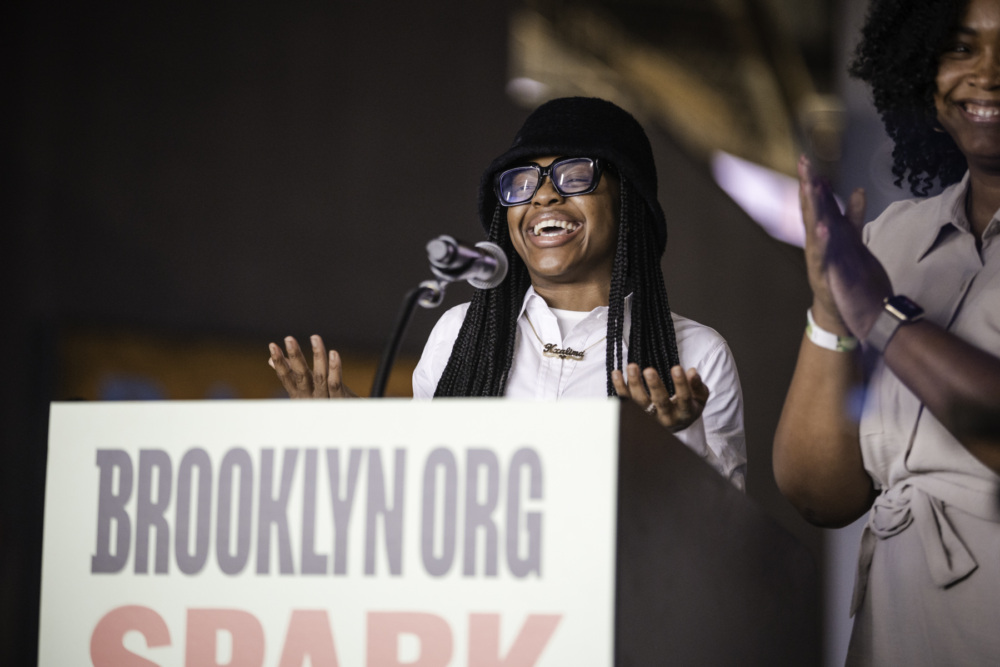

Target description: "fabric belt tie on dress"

left=850, top=482, right=978, bottom=616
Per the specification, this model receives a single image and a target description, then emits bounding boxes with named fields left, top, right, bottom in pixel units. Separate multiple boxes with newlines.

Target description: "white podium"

left=39, top=399, right=816, bottom=666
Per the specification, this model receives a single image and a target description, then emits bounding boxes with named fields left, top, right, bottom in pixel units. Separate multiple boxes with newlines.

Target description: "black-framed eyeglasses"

left=495, top=157, right=605, bottom=206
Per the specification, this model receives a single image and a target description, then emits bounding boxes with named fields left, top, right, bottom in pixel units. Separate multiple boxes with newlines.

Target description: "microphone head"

left=468, top=241, right=508, bottom=290
left=426, top=235, right=458, bottom=267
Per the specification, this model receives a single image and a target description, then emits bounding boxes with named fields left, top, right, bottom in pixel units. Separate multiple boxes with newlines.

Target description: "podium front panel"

left=40, top=399, right=622, bottom=666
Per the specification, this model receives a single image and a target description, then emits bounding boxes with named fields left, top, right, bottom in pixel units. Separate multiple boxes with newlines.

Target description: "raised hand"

left=268, top=335, right=358, bottom=398
left=612, top=363, right=710, bottom=432
left=799, top=155, right=891, bottom=340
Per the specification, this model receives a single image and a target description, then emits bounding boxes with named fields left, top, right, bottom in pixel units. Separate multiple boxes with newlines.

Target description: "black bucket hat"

left=478, top=97, right=667, bottom=254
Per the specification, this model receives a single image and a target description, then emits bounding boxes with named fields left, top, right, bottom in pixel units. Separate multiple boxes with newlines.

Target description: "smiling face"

left=935, top=0, right=1000, bottom=171
left=505, top=156, right=620, bottom=301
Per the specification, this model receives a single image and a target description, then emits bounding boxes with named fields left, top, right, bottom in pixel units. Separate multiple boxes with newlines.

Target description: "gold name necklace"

left=523, top=312, right=607, bottom=361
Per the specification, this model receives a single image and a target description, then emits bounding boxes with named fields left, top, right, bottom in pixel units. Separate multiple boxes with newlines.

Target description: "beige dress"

left=847, top=173, right=1000, bottom=666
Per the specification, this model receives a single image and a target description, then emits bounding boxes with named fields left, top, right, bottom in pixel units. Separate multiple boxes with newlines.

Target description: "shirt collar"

left=517, top=287, right=631, bottom=323
left=517, top=288, right=633, bottom=362
left=916, top=171, right=1000, bottom=260
left=518, top=287, right=547, bottom=321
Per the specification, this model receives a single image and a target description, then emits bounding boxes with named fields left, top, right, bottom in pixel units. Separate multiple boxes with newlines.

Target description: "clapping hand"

left=799, top=155, right=893, bottom=340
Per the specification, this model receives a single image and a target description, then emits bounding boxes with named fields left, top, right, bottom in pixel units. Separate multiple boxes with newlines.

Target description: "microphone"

left=426, top=235, right=508, bottom=289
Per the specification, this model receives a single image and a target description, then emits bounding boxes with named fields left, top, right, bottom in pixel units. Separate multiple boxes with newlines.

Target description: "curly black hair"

left=849, top=0, right=969, bottom=194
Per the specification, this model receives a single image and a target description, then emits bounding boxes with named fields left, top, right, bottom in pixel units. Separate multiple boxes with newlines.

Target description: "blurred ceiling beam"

left=507, top=0, right=842, bottom=176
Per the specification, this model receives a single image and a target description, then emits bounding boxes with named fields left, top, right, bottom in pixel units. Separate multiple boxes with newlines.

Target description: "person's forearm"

left=882, top=320, right=1000, bottom=472
left=774, top=336, right=875, bottom=527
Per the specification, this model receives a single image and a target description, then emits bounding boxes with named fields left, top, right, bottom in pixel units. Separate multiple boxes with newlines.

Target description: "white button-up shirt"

left=412, top=288, right=747, bottom=489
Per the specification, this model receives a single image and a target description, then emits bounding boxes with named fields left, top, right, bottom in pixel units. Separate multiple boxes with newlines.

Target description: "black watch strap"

left=866, top=295, right=925, bottom=353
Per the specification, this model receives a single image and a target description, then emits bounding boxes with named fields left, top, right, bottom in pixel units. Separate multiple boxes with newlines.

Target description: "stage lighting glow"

left=711, top=151, right=805, bottom=248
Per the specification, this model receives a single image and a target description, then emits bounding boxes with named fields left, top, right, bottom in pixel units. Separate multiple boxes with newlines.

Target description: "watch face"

left=885, top=295, right=925, bottom=321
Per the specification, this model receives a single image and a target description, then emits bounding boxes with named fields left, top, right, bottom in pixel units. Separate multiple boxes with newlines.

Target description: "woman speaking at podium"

left=269, top=97, right=746, bottom=491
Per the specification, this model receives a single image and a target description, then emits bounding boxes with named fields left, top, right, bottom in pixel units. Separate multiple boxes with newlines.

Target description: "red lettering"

left=185, top=609, right=265, bottom=667
left=278, top=609, right=340, bottom=667
left=90, top=605, right=171, bottom=666
left=367, top=612, right=452, bottom=666
left=468, top=613, right=562, bottom=667
left=90, top=606, right=562, bottom=666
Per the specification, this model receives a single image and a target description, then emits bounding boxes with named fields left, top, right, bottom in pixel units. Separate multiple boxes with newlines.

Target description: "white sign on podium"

left=40, top=399, right=621, bottom=666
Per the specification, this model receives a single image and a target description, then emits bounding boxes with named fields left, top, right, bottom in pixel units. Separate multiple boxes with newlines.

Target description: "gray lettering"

left=365, top=449, right=405, bottom=575
left=300, top=449, right=327, bottom=574
left=91, top=449, right=133, bottom=573
left=421, top=448, right=458, bottom=577
left=325, top=448, right=363, bottom=575
left=256, top=448, right=298, bottom=574
left=216, top=448, right=253, bottom=575
left=175, top=448, right=212, bottom=575
left=507, top=447, right=542, bottom=577
left=135, top=449, right=172, bottom=574
left=463, top=449, right=499, bottom=576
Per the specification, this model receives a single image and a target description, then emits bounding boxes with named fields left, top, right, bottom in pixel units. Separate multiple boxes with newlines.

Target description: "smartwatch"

left=866, top=295, right=925, bottom=353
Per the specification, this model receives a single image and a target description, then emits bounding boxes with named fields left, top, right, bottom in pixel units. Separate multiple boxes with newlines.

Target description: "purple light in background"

left=710, top=151, right=805, bottom=248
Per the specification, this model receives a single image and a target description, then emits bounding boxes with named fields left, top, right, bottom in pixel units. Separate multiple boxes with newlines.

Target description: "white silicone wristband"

left=806, top=308, right=859, bottom=352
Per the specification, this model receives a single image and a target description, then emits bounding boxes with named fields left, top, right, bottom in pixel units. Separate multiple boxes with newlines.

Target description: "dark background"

left=6, top=1, right=857, bottom=663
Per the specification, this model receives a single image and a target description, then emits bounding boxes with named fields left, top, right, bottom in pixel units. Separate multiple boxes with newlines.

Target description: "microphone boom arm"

left=369, top=279, right=445, bottom=398
left=370, top=235, right=507, bottom=397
